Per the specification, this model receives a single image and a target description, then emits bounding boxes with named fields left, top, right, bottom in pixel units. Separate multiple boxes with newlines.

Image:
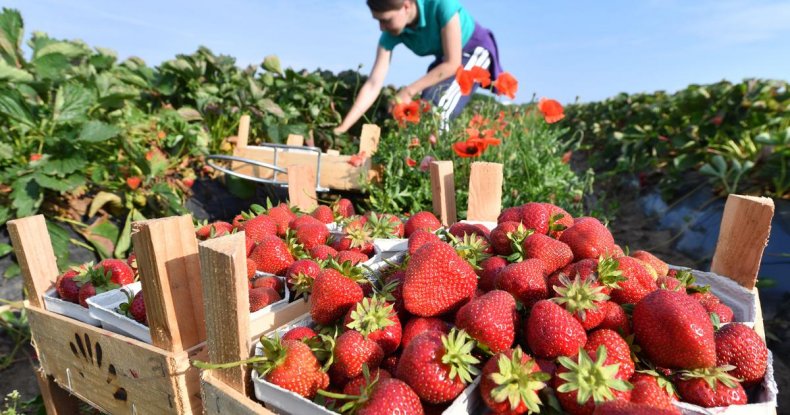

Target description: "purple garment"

left=426, top=22, right=503, bottom=82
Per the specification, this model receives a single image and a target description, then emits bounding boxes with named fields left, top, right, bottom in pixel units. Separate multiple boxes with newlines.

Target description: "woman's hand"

left=394, top=86, right=416, bottom=106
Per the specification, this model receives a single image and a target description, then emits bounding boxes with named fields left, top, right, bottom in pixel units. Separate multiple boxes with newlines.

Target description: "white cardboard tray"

left=43, top=288, right=101, bottom=326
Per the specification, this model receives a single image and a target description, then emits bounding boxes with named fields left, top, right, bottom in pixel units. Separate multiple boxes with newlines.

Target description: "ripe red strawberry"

left=380, top=270, right=409, bottom=321
left=250, top=235, right=295, bottom=276
left=332, top=330, right=384, bottom=381
left=333, top=225, right=374, bottom=256
left=480, top=347, right=549, bottom=414
left=336, top=250, right=369, bottom=266
left=407, top=229, right=442, bottom=255
left=629, top=373, right=679, bottom=413
left=707, top=302, right=734, bottom=324
left=597, top=301, right=632, bottom=336
left=344, top=297, right=402, bottom=355
left=714, top=323, right=768, bottom=386
left=554, top=347, right=632, bottom=415
left=246, top=258, right=258, bottom=280
left=95, top=259, right=135, bottom=286
left=633, top=290, right=716, bottom=369
left=489, top=221, right=531, bottom=256
left=498, top=206, right=523, bottom=223
left=447, top=222, right=490, bottom=240
left=55, top=266, right=87, bottom=303
left=402, top=241, right=478, bottom=317
left=522, top=233, right=573, bottom=274
left=342, top=368, right=392, bottom=395
left=542, top=202, right=574, bottom=239
left=251, top=276, right=283, bottom=293
left=396, top=329, right=480, bottom=404
left=674, top=368, right=746, bottom=408
left=255, top=337, right=329, bottom=399
left=267, top=203, right=297, bottom=237
left=610, top=256, right=657, bottom=305
left=310, top=268, right=364, bottom=325
left=526, top=299, right=587, bottom=359
left=244, top=236, right=255, bottom=256
left=285, top=259, right=320, bottom=298
left=309, top=244, right=337, bottom=260
left=294, top=223, right=329, bottom=250
left=592, top=400, right=679, bottom=415
left=553, top=274, right=610, bottom=330
left=495, top=259, right=548, bottom=309
left=126, top=252, right=138, bottom=276
left=584, top=329, right=635, bottom=381
left=344, top=376, right=423, bottom=415
left=289, top=214, right=324, bottom=231
left=688, top=290, right=721, bottom=308
left=311, top=205, right=334, bottom=224
left=77, top=282, right=97, bottom=308
left=631, top=250, right=668, bottom=278
left=195, top=221, right=233, bottom=240
left=119, top=289, right=147, bottom=325
left=381, top=353, right=400, bottom=374
left=559, top=217, right=616, bottom=260
left=249, top=287, right=281, bottom=312
left=515, top=202, right=551, bottom=235
left=404, top=211, right=441, bottom=237
left=400, top=317, right=451, bottom=350
left=332, top=198, right=355, bottom=219
left=478, top=256, right=508, bottom=292
left=282, top=326, right=317, bottom=341
left=242, top=215, right=278, bottom=243
left=455, top=290, right=518, bottom=354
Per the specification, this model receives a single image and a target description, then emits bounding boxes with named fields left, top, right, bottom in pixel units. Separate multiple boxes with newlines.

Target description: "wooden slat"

left=286, top=134, right=304, bottom=147
left=710, top=194, right=774, bottom=290
left=325, top=149, right=340, bottom=156
left=359, top=124, right=381, bottom=156
left=132, top=215, right=206, bottom=352
left=237, top=115, right=250, bottom=148
left=430, top=161, right=457, bottom=226
left=202, top=371, right=273, bottom=415
left=7, top=215, right=59, bottom=308
left=467, top=162, right=503, bottom=222
left=28, top=306, right=199, bottom=414
left=287, top=164, right=318, bottom=212
left=248, top=300, right=310, bottom=341
left=198, top=233, right=251, bottom=396
left=35, top=370, right=81, bottom=415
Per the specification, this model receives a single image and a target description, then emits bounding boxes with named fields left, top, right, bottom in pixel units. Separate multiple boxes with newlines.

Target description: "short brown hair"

left=367, top=0, right=407, bottom=12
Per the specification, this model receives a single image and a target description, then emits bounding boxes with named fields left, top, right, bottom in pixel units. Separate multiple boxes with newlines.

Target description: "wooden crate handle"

left=430, top=161, right=457, bottom=226
left=132, top=215, right=206, bottom=352
left=287, top=164, right=318, bottom=212
left=359, top=124, right=381, bottom=156
left=7, top=215, right=59, bottom=309
left=710, top=194, right=774, bottom=290
left=467, top=162, right=503, bottom=222
left=199, top=232, right=251, bottom=395
left=236, top=115, right=250, bottom=149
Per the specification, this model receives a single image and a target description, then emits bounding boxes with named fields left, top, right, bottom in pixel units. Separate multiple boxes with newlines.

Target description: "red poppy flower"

left=29, top=153, right=42, bottom=162
left=348, top=151, right=367, bottom=167
left=453, top=138, right=487, bottom=158
left=468, top=114, right=489, bottom=130
left=469, top=66, right=491, bottom=88
left=538, top=98, right=565, bottom=124
left=455, top=66, right=474, bottom=96
left=126, top=176, right=142, bottom=190
left=405, top=157, right=417, bottom=167
left=562, top=150, right=573, bottom=164
left=494, top=72, right=518, bottom=100
left=392, top=101, right=421, bottom=126
left=420, top=100, right=432, bottom=113
left=466, top=128, right=501, bottom=148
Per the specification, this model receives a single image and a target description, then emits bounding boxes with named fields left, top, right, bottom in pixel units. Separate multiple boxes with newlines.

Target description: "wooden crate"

left=8, top=215, right=207, bottom=415
left=228, top=115, right=381, bottom=191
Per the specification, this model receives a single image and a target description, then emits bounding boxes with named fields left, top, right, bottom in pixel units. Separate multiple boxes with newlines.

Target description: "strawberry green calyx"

left=557, top=346, right=633, bottom=405
left=553, top=274, right=610, bottom=320
left=74, top=266, right=120, bottom=293
left=346, top=297, right=396, bottom=337
left=548, top=213, right=569, bottom=234
left=679, top=365, right=740, bottom=390
left=290, top=272, right=315, bottom=299
left=489, top=348, right=550, bottom=413
left=596, top=256, right=626, bottom=288
left=326, top=258, right=369, bottom=285
left=441, top=329, right=481, bottom=384
left=636, top=367, right=677, bottom=398
left=283, top=229, right=309, bottom=259
left=365, top=213, right=399, bottom=239
left=505, top=223, right=534, bottom=263
left=345, top=225, right=373, bottom=249
left=449, top=233, right=491, bottom=269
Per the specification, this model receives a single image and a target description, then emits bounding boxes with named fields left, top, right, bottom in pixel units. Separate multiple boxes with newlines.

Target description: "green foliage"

left=563, top=79, right=790, bottom=197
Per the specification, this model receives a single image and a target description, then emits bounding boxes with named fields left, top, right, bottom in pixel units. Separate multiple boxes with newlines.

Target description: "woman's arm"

left=396, top=13, right=463, bottom=102
left=334, top=46, right=392, bottom=134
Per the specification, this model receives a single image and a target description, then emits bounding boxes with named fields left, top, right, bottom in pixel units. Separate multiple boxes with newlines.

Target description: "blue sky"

left=6, top=0, right=790, bottom=104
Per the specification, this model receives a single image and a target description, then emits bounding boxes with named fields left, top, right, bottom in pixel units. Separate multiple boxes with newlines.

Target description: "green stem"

left=316, top=389, right=359, bottom=400
left=192, top=355, right=266, bottom=370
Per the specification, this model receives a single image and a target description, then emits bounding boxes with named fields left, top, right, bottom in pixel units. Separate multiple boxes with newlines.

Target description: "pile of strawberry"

left=241, top=202, right=770, bottom=415
left=54, top=256, right=137, bottom=308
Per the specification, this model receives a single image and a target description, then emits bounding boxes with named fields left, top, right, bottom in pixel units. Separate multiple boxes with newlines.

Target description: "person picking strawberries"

left=334, top=0, right=504, bottom=133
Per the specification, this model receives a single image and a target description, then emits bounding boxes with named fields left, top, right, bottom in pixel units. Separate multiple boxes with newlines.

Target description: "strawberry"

left=629, top=373, right=679, bottom=413
left=331, top=330, right=384, bottom=381
left=251, top=276, right=283, bottom=293
left=242, top=215, right=278, bottom=243
left=195, top=221, right=233, bottom=240
left=337, top=373, right=422, bottom=415
left=289, top=214, right=324, bottom=231
left=311, top=205, right=335, bottom=224
left=584, top=329, right=635, bottom=381
left=255, top=337, right=329, bottom=399
left=309, top=244, right=337, bottom=261
left=490, top=221, right=531, bottom=256
left=119, top=289, right=147, bottom=325
left=244, top=236, right=255, bottom=256
left=495, top=259, right=548, bottom=309
left=631, top=250, right=668, bottom=278
left=707, top=302, right=734, bottom=324
left=95, top=259, right=135, bottom=286
left=526, top=299, right=587, bottom=359
left=365, top=213, right=405, bottom=238
left=597, top=301, right=632, bottom=336
left=294, top=222, right=329, bottom=250
left=479, top=347, right=549, bottom=414
left=553, top=274, right=610, bottom=331
left=402, top=241, right=478, bottom=317
left=478, top=256, right=508, bottom=292
left=521, top=233, right=573, bottom=274
left=396, top=329, right=480, bottom=404
left=404, top=211, right=441, bottom=237
left=542, top=202, right=574, bottom=239
left=633, top=289, right=716, bottom=369
left=284, top=259, right=320, bottom=298
left=407, top=229, right=442, bottom=255
left=333, top=225, right=374, bottom=256
left=559, top=217, right=616, bottom=261
left=381, top=353, right=400, bottom=374
left=379, top=270, right=409, bottom=321
left=344, top=297, right=402, bottom=355
left=310, top=268, right=364, bottom=325
left=714, top=323, right=768, bottom=386
left=126, top=252, right=138, bottom=276
left=336, top=250, right=369, bottom=266
left=609, top=256, right=657, bottom=305
left=518, top=202, right=551, bottom=234
left=246, top=258, right=258, bottom=280
left=55, top=265, right=87, bottom=303
left=267, top=203, right=297, bottom=237
left=250, top=235, right=295, bottom=276
left=282, top=326, right=317, bottom=341
left=77, top=282, right=97, bottom=308
left=674, top=367, right=746, bottom=408
left=401, top=317, right=451, bottom=350
left=455, top=290, right=518, bottom=354
left=342, top=368, right=392, bottom=396
left=249, top=287, right=281, bottom=312
left=448, top=222, right=490, bottom=240
left=332, top=198, right=355, bottom=219
left=554, top=347, right=633, bottom=415
left=498, top=206, right=523, bottom=223
left=592, top=400, right=679, bottom=415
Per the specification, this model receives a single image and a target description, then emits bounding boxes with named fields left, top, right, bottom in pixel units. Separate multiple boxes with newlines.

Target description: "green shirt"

left=378, top=0, right=475, bottom=57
